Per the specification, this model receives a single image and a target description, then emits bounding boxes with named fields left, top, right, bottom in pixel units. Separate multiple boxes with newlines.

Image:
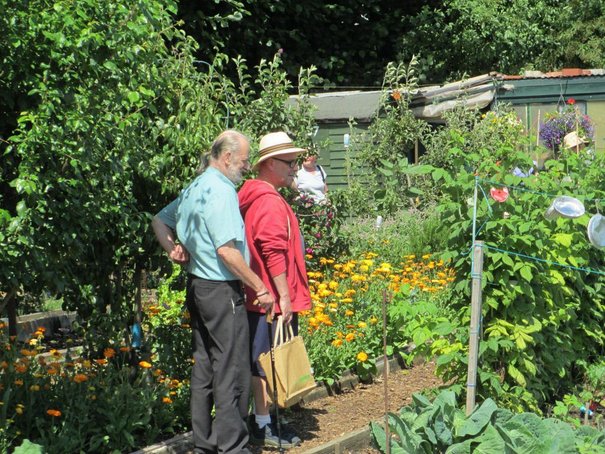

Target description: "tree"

left=0, top=0, right=227, bottom=341
left=397, top=0, right=567, bottom=83
left=176, top=0, right=436, bottom=88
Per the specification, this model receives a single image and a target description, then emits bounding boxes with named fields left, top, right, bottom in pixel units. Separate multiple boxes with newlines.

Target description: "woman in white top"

left=294, top=153, right=328, bottom=203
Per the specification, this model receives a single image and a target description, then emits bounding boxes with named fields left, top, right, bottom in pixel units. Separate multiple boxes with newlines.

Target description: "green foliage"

left=338, top=59, right=430, bottom=217
left=339, top=206, right=446, bottom=264
left=144, top=265, right=191, bottom=380
left=371, top=389, right=605, bottom=454
left=427, top=112, right=605, bottom=411
left=176, top=0, right=432, bottom=87
left=0, top=324, right=189, bottom=452
left=286, top=192, right=347, bottom=266
left=538, top=0, right=605, bottom=70
left=398, top=0, right=566, bottom=83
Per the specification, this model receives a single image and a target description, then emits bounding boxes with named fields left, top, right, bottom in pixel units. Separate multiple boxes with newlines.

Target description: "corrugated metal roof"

left=502, top=68, right=605, bottom=80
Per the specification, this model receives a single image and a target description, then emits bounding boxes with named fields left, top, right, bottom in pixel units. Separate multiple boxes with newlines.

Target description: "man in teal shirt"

left=152, top=130, right=274, bottom=454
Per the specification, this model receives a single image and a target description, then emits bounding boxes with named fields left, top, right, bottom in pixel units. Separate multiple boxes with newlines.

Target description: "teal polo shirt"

left=156, top=167, right=248, bottom=281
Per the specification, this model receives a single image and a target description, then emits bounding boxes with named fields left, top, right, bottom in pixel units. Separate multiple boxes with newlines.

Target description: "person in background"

left=152, top=130, right=274, bottom=454
left=293, top=148, right=328, bottom=203
left=238, top=131, right=312, bottom=449
left=563, top=130, right=588, bottom=152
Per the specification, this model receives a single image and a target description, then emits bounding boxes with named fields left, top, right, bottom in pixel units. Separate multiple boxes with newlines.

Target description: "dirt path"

left=249, top=360, right=442, bottom=453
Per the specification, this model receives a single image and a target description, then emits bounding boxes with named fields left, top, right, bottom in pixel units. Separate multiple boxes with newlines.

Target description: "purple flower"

left=540, top=108, right=594, bottom=150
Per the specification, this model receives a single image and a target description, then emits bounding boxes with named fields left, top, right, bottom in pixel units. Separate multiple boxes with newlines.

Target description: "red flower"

left=490, top=187, right=509, bottom=203
left=567, top=98, right=576, bottom=105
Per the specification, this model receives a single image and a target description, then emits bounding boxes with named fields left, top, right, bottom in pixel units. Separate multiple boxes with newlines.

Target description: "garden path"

left=249, top=360, right=442, bottom=453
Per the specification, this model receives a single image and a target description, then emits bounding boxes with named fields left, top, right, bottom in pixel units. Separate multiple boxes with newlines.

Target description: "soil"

left=249, top=360, right=443, bottom=453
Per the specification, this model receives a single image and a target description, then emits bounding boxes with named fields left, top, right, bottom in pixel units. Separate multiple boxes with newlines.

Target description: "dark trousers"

left=187, top=276, right=251, bottom=454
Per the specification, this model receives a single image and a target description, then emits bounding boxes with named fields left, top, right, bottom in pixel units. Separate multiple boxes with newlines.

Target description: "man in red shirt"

left=238, top=132, right=312, bottom=448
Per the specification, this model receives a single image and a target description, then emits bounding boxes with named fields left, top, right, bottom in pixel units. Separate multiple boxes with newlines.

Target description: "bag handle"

left=272, top=316, right=294, bottom=346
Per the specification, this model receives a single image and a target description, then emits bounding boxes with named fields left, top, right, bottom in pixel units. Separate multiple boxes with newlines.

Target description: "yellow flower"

left=16, top=403, right=25, bottom=415
left=331, top=339, right=343, bottom=347
left=328, top=281, right=339, bottom=290
left=357, top=321, right=367, bottom=329
left=345, top=310, right=354, bottom=316
left=29, top=384, right=40, bottom=392
left=357, top=352, right=368, bottom=362
left=345, top=333, right=355, bottom=342
left=369, top=316, right=379, bottom=325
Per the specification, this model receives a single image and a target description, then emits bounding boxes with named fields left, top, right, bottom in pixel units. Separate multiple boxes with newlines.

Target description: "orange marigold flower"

left=357, top=352, right=368, bottom=362
left=392, top=90, right=402, bottom=101
left=331, top=339, right=343, bottom=347
left=139, top=361, right=152, bottom=369
left=20, top=349, right=37, bottom=357
left=103, top=348, right=116, bottom=359
left=73, top=374, right=88, bottom=383
left=119, top=346, right=130, bottom=353
left=47, top=409, right=62, bottom=417
left=94, top=359, right=107, bottom=366
left=345, top=333, right=355, bottom=342
left=162, top=397, right=173, bottom=404
left=14, top=379, right=24, bottom=386
left=15, top=363, right=27, bottom=373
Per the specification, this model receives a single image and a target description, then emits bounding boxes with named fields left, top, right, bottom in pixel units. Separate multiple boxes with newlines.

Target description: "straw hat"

left=563, top=131, right=587, bottom=149
left=253, top=132, right=305, bottom=170
left=587, top=213, right=605, bottom=249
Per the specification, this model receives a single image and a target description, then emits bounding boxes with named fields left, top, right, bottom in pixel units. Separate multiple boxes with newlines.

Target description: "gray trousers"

left=186, top=276, right=251, bottom=454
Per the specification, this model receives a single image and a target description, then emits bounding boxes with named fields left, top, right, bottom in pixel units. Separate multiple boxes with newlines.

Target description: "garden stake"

left=466, top=241, right=485, bottom=416
left=382, top=289, right=390, bottom=454
left=267, top=315, right=285, bottom=454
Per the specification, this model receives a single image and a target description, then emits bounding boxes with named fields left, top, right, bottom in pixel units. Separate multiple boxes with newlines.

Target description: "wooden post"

left=466, top=241, right=485, bottom=416
left=536, top=110, right=541, bottom=147
left=382, top=289, right=390, bottom=454
left=414, top=139, right=419, bottom=164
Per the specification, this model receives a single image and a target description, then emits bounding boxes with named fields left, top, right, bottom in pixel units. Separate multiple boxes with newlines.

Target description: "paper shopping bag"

left=258, top=318, right=316, bottom=408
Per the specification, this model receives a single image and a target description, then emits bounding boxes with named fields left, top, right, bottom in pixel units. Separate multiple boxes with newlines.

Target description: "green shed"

left=293, top=69, right=605, bottom=191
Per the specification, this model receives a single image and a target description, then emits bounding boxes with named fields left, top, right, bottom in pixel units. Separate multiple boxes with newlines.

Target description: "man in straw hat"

left=238, top=131, right=312, bottom=448
left=152, top=129, right=275, bottom=454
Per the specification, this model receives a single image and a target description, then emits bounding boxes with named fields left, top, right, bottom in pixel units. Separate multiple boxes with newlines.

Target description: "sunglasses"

left=272, top=157, right=298, bottom=169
